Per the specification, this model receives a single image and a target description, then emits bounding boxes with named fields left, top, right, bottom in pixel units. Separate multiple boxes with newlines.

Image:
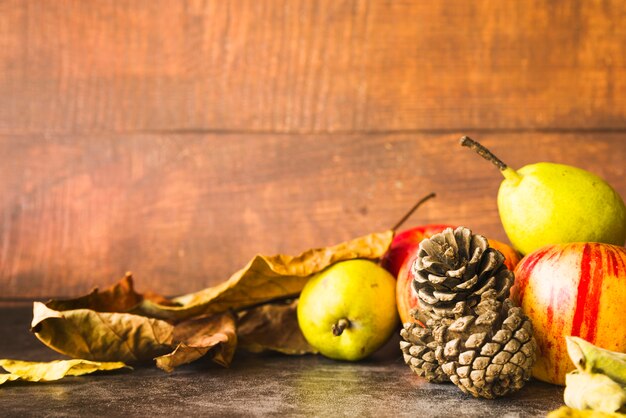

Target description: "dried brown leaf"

left=31, top=302, right=174, bottom=363
left=237, top=300, right=316, bottom=355
left=155, top=312, right=237, bottom=372
left=0, top=359, right=129, bottom=385
left=135, top=231, right=394, bottom=321
left=45, top=273, right=175, bottom=313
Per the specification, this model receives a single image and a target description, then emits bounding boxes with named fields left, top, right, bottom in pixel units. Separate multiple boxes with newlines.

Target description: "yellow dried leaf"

left=156, top=312, right=237, bottom=372
left=237, top=300, right=317, bottom=355
left=0, top=359, right=128, bottom=385
left=0, top=374, right=19, bottom=385
left=135, top=230, right=394, bottom=321
left=31, top=302, right=174, bottom=363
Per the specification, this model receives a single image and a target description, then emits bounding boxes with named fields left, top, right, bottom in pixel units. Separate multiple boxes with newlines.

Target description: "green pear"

left=460, top=137, right=626, bottom=255
left=297, top=259, right=398, bottom=361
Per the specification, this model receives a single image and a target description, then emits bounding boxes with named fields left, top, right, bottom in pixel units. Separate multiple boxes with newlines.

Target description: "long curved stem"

left=391, top=192, right=436, bottom=232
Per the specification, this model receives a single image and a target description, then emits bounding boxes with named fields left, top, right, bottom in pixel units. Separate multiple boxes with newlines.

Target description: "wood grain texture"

left=1, top=134, right=624, bottom=298
left=1, top=1, right=626, bottom=299
left=1, top=0, right=626, bottom=133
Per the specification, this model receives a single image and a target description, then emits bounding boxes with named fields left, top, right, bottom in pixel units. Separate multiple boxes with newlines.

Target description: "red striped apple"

left=511, top=242, right=626, bottom=385
left=384, top=225, right=522, bottom=324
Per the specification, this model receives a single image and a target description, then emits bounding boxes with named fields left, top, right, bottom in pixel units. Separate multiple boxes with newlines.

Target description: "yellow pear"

left=460, top=137, right=626, bottom=255
left=297, top=259, right=398, bottom=361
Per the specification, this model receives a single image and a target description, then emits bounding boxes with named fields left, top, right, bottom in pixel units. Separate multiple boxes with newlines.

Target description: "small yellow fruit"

left=297, top=259, right=398, bottom=361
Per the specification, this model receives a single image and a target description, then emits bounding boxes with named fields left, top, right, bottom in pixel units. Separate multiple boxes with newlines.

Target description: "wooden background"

left=1, top=1, right=625, bottom=299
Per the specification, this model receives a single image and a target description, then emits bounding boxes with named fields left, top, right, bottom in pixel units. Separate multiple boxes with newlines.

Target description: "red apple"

left=511, top=242, right=626, bottom=385
left=384, top=225, right=522, bottom=325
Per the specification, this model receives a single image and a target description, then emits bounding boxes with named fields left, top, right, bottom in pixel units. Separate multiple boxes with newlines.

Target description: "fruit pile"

left=456, top=137, right=626, bottom=385
left=294, top=137, right=626, bottom=402
left=389, top=138, right=625, bottom=405
left=4, top=137, right=625, bottom=411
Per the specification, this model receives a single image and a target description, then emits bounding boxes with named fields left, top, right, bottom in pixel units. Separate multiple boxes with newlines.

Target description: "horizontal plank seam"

left=2, top=127, right=626, bottom=136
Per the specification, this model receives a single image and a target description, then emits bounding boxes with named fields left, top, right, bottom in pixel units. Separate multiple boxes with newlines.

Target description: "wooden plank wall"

left=1, top=1, right=625, bottom=298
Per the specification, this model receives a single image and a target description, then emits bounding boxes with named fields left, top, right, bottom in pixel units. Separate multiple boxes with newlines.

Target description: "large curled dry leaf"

left=156, top=312, right=237, bottom=372
left=0, top=359, right=128, bottom=385
left=135, top=231, right=394, bottom=321
left=31, top=302, right=174, bottom=363
left=237, top=300, right=316, bottom=355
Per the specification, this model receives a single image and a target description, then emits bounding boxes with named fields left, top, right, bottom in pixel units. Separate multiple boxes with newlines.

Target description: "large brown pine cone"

left=400, top=227, right=537, bottom=399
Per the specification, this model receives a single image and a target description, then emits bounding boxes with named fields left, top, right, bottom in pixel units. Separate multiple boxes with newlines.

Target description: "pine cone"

left=400, top=227, right=537, bottom=399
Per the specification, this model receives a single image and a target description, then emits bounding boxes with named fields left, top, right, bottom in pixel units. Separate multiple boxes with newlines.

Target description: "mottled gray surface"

left=0, top=306, right=563, bottom=417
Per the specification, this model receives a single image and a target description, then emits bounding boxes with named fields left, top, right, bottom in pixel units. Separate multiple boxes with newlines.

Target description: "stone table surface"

left=0, top=305, right=564, bottom=417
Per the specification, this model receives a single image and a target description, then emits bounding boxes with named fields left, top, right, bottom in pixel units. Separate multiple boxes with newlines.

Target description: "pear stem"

left=391, top=192, right=436, bottom=232
left=332, top=318, right=350, bottom=336
left=459, top=136, right=522, bottom=182
left=459, top=136, right=508, bottom=170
